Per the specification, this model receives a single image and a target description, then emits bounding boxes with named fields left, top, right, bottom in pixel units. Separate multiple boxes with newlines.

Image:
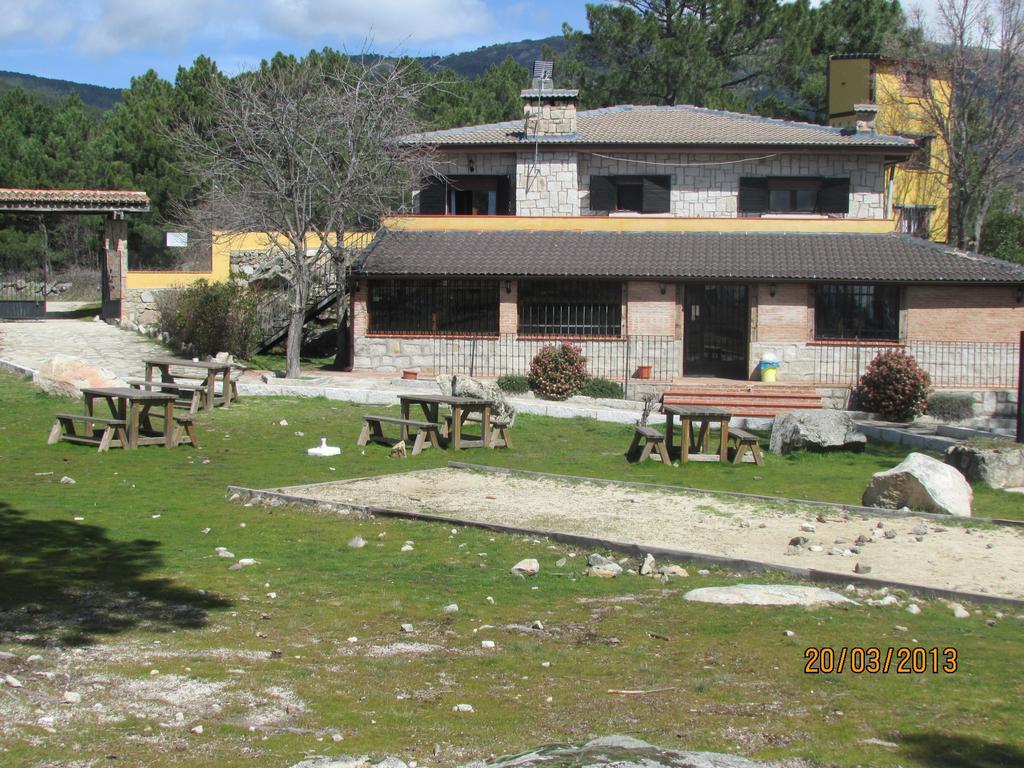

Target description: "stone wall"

left=515, top=150, right=580, bottom=216
left=123, top=287, right=175, bottom=326
left=576, top=151, right=887, bottom=218
left=524, top=100, right=577, bottom=136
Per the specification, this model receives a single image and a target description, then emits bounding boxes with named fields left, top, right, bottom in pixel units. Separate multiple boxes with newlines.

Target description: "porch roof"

left=356, top=229, right=1024, bottom=285
left=0, top=188, right=150, bottom=214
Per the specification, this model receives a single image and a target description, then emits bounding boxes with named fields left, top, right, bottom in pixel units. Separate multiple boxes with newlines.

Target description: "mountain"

left=0, top=70, right=123, bottom=111
left=0, top=36, right=567, bottom=112
left=416, top=36, right=567, bottom=78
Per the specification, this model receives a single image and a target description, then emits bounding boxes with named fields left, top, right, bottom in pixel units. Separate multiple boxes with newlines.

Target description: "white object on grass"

left=308, top=438, right=341, bottom=457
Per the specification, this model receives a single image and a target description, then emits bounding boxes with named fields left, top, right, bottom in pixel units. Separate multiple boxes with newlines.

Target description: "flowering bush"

left=527, top=342, right=588, bottom=400
left=857, top=349, right=931, bottom=421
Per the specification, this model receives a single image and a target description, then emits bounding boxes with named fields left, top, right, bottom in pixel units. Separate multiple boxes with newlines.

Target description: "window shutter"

left=738, top=178, right=769, bottom=214
left=418, top=177, right=446, bottom=214
left=589, top=175, right=616, bottom=211
left=642, top=175, right=671, bottom=213
left=820, top=178, right=850, bottom=214
left=496, top=175, right=512, bottom=215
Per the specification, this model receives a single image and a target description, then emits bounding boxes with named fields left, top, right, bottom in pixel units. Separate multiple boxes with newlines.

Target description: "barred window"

left=368, top=278, right=499, bottom=334
left=518, top=280, right=623, bottom=336
left=896, top=206, right=932, bottom=238
left=814, top=284, right=900, bottom=341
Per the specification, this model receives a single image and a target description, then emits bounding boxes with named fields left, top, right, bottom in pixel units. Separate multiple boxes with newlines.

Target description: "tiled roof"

left=0, top=188, right=150, bottom=212
left=408, top=104, right=916, bottom=150
left=357, top=229, right=1024, bottom=285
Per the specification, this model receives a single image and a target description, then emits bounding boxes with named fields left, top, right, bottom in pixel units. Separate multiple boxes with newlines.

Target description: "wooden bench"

left=627, top=424, right=670, bottom=463
left=127, top=378, right=206, bottom=414
left=48, top=413, right=129, bottom=452
left=357, top=415, right=440, bottom=456
left=171, top=414, right=200, bottom=448
left=727, top=427, right=764, bottom=465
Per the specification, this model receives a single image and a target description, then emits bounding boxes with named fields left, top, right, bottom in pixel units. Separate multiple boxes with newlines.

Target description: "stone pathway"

left=0, top=319, right=166, bottom=379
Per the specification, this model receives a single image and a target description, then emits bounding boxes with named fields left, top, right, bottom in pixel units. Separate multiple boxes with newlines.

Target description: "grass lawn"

left=1, top=370, right=1022, bottom=767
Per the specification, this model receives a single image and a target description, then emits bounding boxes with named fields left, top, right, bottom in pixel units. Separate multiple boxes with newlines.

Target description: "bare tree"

left=891, top=0, right=1024, bottom=249
left=175, top=52, right=434, bottom=377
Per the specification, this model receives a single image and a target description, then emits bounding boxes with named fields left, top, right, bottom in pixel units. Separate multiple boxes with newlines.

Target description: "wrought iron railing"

left=813, top=340, right=1020, bottom=388
left=431, top=334, right=680, bottom=384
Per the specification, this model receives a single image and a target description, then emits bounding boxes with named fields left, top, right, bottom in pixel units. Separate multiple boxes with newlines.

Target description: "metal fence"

left=0, top=273, right=46, bottom=319
left=813, top=340, right=1020, bottom=388
left=432, top=334, right=680, bottom=383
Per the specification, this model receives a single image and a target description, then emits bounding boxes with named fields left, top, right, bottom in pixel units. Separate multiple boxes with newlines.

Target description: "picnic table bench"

left=357, top=415, right=441, bottom=455
left=627, top=424, right=670, bottom=463
left=143, top=357, right=238, bottom=411
left=126, top=377, right=206, bottom=413
left=727, top=427, right=764, bottom=465
left=48, top=413, right=128, bottom=452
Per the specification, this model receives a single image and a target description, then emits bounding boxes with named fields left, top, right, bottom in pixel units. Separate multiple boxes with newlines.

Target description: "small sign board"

left=166, top=232, right=188, bottom=248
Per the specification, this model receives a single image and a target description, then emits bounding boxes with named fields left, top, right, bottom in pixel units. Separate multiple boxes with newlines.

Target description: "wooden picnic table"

left=662, top=404, right=733, bottom=464
left=399, top=393, right=494, bottom=450
left=143, top=357, right=236, bottom=411
left=81, top=386, right=177, bottom=449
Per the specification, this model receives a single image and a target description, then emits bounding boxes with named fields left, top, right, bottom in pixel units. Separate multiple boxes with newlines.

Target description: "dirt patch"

left=278, top=468, right=1024, bottom=599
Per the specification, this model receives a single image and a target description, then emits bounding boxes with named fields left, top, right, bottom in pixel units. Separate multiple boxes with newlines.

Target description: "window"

left=418, top=176, right=513, bottom=215
left=590, top=175, right=670, bottom=213
left=518, top=280, right=623, bottom=336
left=903, top=136, right=933, bottom=171
left=739, top=177, right=850, bottom=216
left=896, top=206, right=933, bottom=239
left=815, top=284, right=900, bottom=341
left=368, top=279, right=499, bottom=334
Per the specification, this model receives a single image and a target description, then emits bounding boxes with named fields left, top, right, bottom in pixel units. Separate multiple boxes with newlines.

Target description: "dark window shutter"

left=590, top=175, right=616, bottom=211
left=496, top=175, right=512, bottom=215
left=642, top=175, right=671, bottom=213
left=418, top=177, right=446, bottom=214
left=820, top=178, right=850, bottom=214
left=738, top=178, right=769, bottom=214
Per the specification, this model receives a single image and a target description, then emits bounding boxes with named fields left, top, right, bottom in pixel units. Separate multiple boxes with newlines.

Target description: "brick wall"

left=905, top=285, right=1024, bottom=342
left=752, top=283, right=812, bottom=342
left=499, top=281, right=517, bottom=334
left=626, top=281, right=676, bottom=335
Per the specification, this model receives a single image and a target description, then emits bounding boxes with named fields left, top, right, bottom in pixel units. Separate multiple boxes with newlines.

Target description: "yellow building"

left=828, top=54, right=950, bottom=242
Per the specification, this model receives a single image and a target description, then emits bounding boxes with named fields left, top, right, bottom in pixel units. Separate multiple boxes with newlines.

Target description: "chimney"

left=522, top=60, right=578, bottom=137
left=853, top=103, right=878, bottom=132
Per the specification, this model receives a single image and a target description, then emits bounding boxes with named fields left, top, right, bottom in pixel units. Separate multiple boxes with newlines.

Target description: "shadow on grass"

left=0, top=502, right=229, bottom=647
left=898, top=732, right=1024, bottom=767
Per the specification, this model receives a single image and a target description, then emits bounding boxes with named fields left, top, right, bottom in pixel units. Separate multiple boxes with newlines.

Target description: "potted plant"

left=635, top=364, right=652, bottom=380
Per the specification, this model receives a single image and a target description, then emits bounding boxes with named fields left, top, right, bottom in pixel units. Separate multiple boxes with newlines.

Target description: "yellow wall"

left=827, top=57, right=951, bottom=242
left=125, top=231, right=372, bottom=289
left=383, top=214, right=895, bottom=234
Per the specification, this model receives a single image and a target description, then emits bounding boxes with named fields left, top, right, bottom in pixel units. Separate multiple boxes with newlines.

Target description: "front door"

left=684, top=283, right=749, bottom=378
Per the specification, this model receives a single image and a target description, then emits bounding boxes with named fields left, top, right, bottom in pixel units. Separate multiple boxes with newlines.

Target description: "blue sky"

left=0, top=0, right=596, bottom=88
left=0, top=1, right=943, bottom=90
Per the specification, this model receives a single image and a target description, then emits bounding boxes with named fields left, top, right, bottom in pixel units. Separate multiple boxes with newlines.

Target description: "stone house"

left=350, top=78, right=1024, bottom=402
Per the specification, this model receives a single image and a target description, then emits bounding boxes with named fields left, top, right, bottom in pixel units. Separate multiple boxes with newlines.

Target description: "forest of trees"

left=1, top=0, right=1020, bottom=274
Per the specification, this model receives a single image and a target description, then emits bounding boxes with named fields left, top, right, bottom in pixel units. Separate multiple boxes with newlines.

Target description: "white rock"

left=191, top=725, right=204, bottom=734
left=587, top=563, right=622, bottom=578
left=783, top=630, right=796, bottom=638
left=452, top=703, right=474, bottom=713
left=400, top=544, right=414, bottom=552
left=684, top=584, right=855, bottom=606
left=531, top=620, right=544, bottom=630
left=800, top=523, right=817, bottom=532
left=62, top=691, right=82, bottom=704
left=863, top=452, right=973, bottom=517
left=215, top=548, right=235, bottom=558
left=485, top=596, right=495, bottom=604
left=639, top=553, right=656, bottom=576
left=950, top=603, right=970, bottom=619
left=4, top=674, right=23, bottom=688
left=400, top=623, right=415, bottom=634
left=347, top=637, right=358, bottom=643
left=481, top=640, right=496, bottom=649
left=279, top=419, right=288, bottom=426
left=906, top=604, right=922, bottom=615
left=60, top=476, right=76, bottom=485
left=348, top=536, right=366, bottom=549
left=511, top=558, right=539, bottom=576
left=442, top=603, right=459, bottom=615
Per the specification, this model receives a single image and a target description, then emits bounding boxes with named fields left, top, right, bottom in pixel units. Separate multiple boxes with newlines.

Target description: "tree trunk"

left=333, top=258, right=351, bottom=370
left=285, top=246, right=309, bottom=379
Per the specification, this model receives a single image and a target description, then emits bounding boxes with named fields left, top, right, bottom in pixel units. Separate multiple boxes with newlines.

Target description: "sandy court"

left=277, top=468, right=1024, bottom=600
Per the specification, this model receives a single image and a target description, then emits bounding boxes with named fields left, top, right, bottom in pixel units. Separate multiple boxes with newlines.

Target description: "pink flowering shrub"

left=527, top=343, right=588, bottom=400
left=857, top=349, right=931, bottom=421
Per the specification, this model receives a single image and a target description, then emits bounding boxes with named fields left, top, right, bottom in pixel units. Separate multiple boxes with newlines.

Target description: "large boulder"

left=863, top=452, right=973, bottom=516
left=946, top=442, right=1024, bottom=489
left=32, top=355, right=126, bottom=399
left=437, top=374, right=515, bottom=422
left=769, top=409, right=867, bottom=454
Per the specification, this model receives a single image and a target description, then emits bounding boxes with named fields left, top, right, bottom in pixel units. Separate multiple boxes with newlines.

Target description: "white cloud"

left=260, top=0, right=493, bottom=47
left=75, top=0, right=222, bottom=56
left=0, top=1, right=73, bottom=44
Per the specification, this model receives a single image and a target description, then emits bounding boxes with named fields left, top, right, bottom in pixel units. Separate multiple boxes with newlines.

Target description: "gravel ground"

left=279, top=468, right=1024, bottom=599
